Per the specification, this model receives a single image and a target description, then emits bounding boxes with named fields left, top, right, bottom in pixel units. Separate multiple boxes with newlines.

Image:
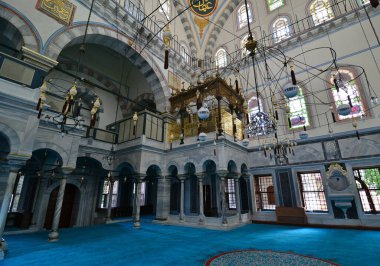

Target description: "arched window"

left=272, top=17, right=291, bottom=43
left=286, top=85, right=310, bottom=129
left=309, top=0, right=334, bottom=26
left=266, top=0, right=285, bottom=12
left=159, top=0, right=170, bottom=20
left=330, top=69, right=366, bottom=120
left=215, top=48, right=227, bottom=68
left=237, top=3, right=253, bottom=29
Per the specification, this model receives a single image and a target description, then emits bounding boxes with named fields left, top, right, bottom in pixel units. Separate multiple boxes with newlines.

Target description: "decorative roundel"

left=299, top=131, right=308, bottom=139
left=199, top=132, right=207, bottom=142
left=188, top=0, right=219, bottom=17
left=283, top=84, right=300, bottom=98
left=197, top=105, right=210, bottom=120
left=337, top=104, right=351, bottom=116
left=327, top=170, right=350, bottom=191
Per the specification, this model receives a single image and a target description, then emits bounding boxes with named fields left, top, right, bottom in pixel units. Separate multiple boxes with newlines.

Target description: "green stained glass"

left=267, top=0, right=285, bottom=11
left=287, top=87, right=310, bottom=129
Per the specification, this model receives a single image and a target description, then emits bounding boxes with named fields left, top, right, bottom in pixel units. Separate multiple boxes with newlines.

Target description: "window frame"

left=100, top=179, right=119, bottom=208
left=254, top=175, right=276, bottom=211
left=297, top=171, right=328, bottom=213
left=308, top=0, right=335, bottom=27
left=266, top=0, right=286, bottom=13
left=236, top=2, right=254, bottom=30
left=285, top=84, right=312, bottom=130
left=158, top=0, right=170, bottom=20
left=225, top=178, right=237, bottom=210
left=328, top=68, right=369, bottom=122
left=353, top=167, right=380, bottom=214
left=271, top=16, right=292, bottom=44
left=215, top=48, right=228, bottom=69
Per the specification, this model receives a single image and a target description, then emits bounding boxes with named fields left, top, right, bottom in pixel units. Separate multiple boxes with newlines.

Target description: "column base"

left=198, top=214, right=205, bottom=224
left=179, top=215, right=185, bottom=223
left=0, top=238, right=8, bottom=259
left=48, top=230, right=59, bottom=242
left=134, top=220, right=141, bottom=228
left=105, top=218, right=112, bottom=224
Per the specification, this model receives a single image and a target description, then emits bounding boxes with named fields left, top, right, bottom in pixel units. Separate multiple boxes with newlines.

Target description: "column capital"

left=133, top=173, right=145, bottom=182
left=61, top=167, right=75, bottom=176
left=216, top=170, right=229, bottom=179
left=7, top=154, right=30, bottom=172
left=233, top=173, right=241, bottom=180
left=178, top=174, right=187, bottom=181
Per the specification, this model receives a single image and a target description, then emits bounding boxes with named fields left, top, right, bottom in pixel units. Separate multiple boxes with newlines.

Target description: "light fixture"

left=103, top=145, right=116, bottom=166
left=163, top=26, right=172, bottom=69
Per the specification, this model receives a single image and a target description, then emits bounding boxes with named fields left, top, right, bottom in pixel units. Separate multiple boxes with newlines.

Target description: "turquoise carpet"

left=2, top=218, right=380, bottom=266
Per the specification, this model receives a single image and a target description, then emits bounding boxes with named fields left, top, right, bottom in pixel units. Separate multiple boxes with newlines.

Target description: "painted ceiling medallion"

left=188, top=0, right=218, bottom=38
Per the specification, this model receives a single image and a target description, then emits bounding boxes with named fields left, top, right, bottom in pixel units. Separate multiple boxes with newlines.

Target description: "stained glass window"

left=330, top=69, right=366, bottom=120
left=309, top=0, right=334, bottom=26
left=237, top=3, right=253, bottom=29
left=286, top=85, right=310, bottom=129
left=266, top=0, right=285, bottom=12
left=215, top=48, right=227, bottom=68
left=272, top=17, right=291, bottom=43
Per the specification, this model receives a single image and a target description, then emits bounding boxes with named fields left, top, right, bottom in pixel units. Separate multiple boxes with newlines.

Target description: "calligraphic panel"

left=188, top=0, right=218, bottom=17
left=36, top=0, right=76, bottom=26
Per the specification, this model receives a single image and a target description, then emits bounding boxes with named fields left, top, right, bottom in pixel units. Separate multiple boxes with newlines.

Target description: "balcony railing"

left=107, top=110, right=165, bottom=143
left=110, top=0, right=196, bottom=68
left=87, top=127, right=118, bottom=144
left=0, top=51, right=45, bottom=88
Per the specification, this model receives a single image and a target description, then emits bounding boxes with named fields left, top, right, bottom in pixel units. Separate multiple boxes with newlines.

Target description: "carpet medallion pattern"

left=206, top=250, right=338, bottom=266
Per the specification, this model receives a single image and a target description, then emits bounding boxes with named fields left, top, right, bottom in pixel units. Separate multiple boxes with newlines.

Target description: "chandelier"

left=246, top=111, right=276, bottom=136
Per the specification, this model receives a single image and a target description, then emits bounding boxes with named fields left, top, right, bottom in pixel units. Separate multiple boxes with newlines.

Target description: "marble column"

left=156, top=176, right=170, bottom=221
left=133, top=178, right=142, bottom=228
left=234, top=177, right=242, bottom=222
left=219, top=176, right=227, bottom=225
left=48, top=167, right=73, bottom=242
left=198, top=176, right=205, bottom=224
left=0, top=157, right=27, bottom=260
left=105, top=179, right=115, bottom=223
left=244, top=175, right=253, bottom=215
left=179, top=178, right=185, bottom=222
